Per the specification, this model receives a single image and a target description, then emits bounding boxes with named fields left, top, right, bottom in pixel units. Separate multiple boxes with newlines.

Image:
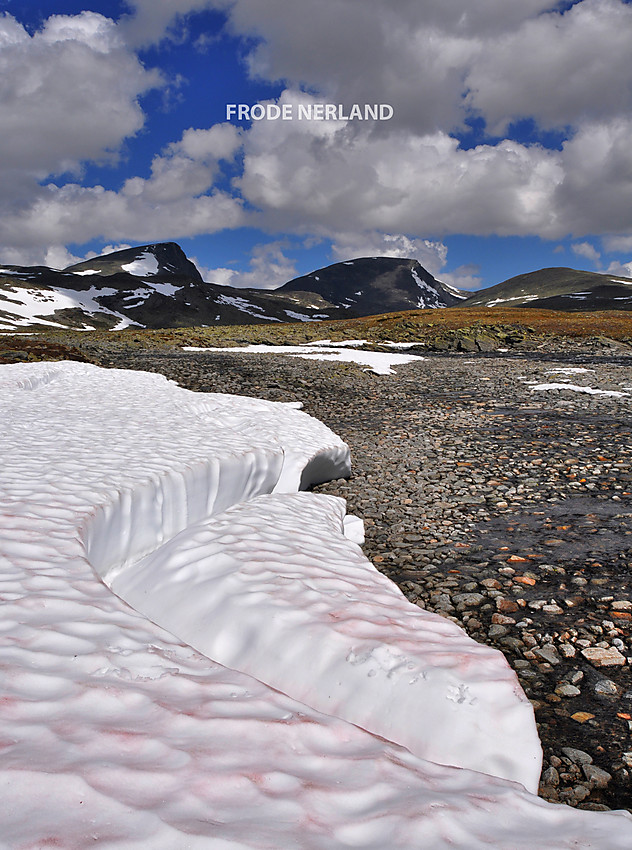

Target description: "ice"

left=441, top=280, right=468, bottom=299
left=143, top=279, right=183, bottom=296
left=1, top=361, right=631, bottom=848
left=546, top=367, right=595, bottom=375
left=485, top=294, right=539, bottom=306
left=122, top=281, right=183, bottom=303
left=184, top=342, right=423, bottom=375
left=121, top=251, right=160, bottom=276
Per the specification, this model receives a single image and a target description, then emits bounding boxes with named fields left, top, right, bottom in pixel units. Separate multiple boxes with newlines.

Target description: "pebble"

left=581, top=646, right=627, bottom=667
left=583, top=764, right=613, bottom=789
left=594, top=679, right=619, bottom=696
left=555, top=683, right=581, bottom=697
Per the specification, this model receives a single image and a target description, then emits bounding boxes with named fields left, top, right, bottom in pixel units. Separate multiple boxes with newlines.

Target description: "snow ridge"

left=1, top=362, right=631, bottom=848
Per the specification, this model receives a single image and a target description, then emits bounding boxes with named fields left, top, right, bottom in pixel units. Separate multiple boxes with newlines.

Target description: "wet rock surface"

left=90, top=344, right=632, bottom=813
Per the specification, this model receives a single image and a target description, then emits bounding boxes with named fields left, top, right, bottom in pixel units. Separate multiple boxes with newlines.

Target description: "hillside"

left=279, top=256, right=467, bottom=314
left=0, top=243, right=352, bottom=331
left=463, top=267, right=632, bottom=311
left=3, top=245, right=632, bottom=334
left=0, top=245, right=464, bottom=332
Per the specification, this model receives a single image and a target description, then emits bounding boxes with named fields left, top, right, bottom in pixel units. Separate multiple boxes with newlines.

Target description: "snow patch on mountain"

left=121, top=251, right=161, bottom=276
left=0, top=285, right=139, bottom=330
left=217, top=293, right=283, bottom=321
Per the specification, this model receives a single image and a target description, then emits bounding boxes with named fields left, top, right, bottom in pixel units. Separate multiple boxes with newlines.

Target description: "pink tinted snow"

left=1, top=361, right=631, bottom=849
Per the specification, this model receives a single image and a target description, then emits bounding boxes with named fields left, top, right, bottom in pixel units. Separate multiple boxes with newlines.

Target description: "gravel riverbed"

left=95, top=344, right=632, bottom=813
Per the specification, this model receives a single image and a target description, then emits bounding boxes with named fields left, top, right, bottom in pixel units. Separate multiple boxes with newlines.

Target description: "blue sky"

left=1, top=0, right=631, bottom=290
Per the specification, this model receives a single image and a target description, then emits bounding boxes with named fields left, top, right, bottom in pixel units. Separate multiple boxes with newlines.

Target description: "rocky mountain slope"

left=0, top=243, right=352, bottom=331
left=3, top=244, right=631, bottom=333
left=463, top=267, right=632, bottom=311
left=0, top=245, right=465, bottom=332
left=279, top=256, right=467, bottom=313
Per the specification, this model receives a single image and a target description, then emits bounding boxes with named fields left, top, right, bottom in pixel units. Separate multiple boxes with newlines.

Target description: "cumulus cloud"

left=0, top=181, right=243, bottom=257
left=465, top=0, right=632, bottom=133
left=122, top=123, right=241, bottom=204
left=2, top=2, right=632, bottom=269
left=43, top=245, right=85, bottom=270
left=553, top=117, right=632, bottom=235
left=0, top=12, right=160, bottom=179
left=0, top=117, right=244, bottom=261
left=603, top=235, right=632, bottom=254
left=439, top=264, right=483, bottom=292
left=605, top=259, right=632, bottom=279
left=119, top=0, right=219, bottom=47
left=203, top=241, right=298, bottom=289
left=235, top=91, right=565, bottom=238
left=571, top=242, right=600, bottom=264
left=217, top=0, right=579, bottom=136
left=330, top=232, right=448, bottom=276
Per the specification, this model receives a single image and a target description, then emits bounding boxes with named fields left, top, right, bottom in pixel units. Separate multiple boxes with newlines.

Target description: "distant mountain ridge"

left=2, top=244, right=632, bottom=333
left=0, top=243, right=464, bottom=331
left=463, top=267, right=632, bottom=311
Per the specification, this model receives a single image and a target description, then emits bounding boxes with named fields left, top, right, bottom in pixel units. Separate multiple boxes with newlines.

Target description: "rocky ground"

left=42, top=341, right=632, bottom=813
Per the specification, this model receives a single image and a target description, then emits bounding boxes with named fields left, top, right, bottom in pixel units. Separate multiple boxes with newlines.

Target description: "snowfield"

left=1, top=361, right=632, bottom=848
left=183, top=341, right=424, bottom=375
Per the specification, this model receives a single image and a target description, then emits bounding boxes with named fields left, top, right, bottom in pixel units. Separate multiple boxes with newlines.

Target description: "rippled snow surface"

left=1, top=361, right=632, bottom=849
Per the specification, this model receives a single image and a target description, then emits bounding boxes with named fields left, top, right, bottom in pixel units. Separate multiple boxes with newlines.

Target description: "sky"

left=1, top=0, right=632, bottom=291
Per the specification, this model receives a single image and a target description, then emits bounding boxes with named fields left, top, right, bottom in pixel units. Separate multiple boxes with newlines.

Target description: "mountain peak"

left=65, top=242, right=203, bottom=282
left=278, top=256, right=467, bottom=315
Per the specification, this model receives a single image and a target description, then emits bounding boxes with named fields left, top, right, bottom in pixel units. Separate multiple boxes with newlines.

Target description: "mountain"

left=463, top=267, right=632, bottom=311
left=65, top=242, right=204, bottom=281
left=278, top=257, right=468, bottom=314
left=0, top=245, right=465, bottom=332
left=0, top=243, right=353, bottom=331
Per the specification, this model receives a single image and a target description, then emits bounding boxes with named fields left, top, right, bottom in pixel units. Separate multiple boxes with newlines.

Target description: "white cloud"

left=43, top=245, right=84, bottom=270
left=0, top=119, right=244, bottom=262
left=119, top=0, right=220, bottom=47
left=605, top=259, right=632, bottom=279
left=122, top=123, right=241, bottom=204
left=0, top=182, right=244, bottom=255
left=603, top=235, right=632, bottom=254
left=203, top=241, right=299, bottom=289
left=2, top=2, right=632, bottom=271
left=439, top=264, right=483, bottom=292
left=330, top=232, right=448, bottom=276
left=218, top=0, right=571, bottom=136
left=0, top=12, right=160, bottom=179
left=465, top=0, right=632, bottom=133
left=553, top=117, right=632, bottom=235
left=571, top=242, right=600, bottom=264
left=235, top=91, right=565, bottom=238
